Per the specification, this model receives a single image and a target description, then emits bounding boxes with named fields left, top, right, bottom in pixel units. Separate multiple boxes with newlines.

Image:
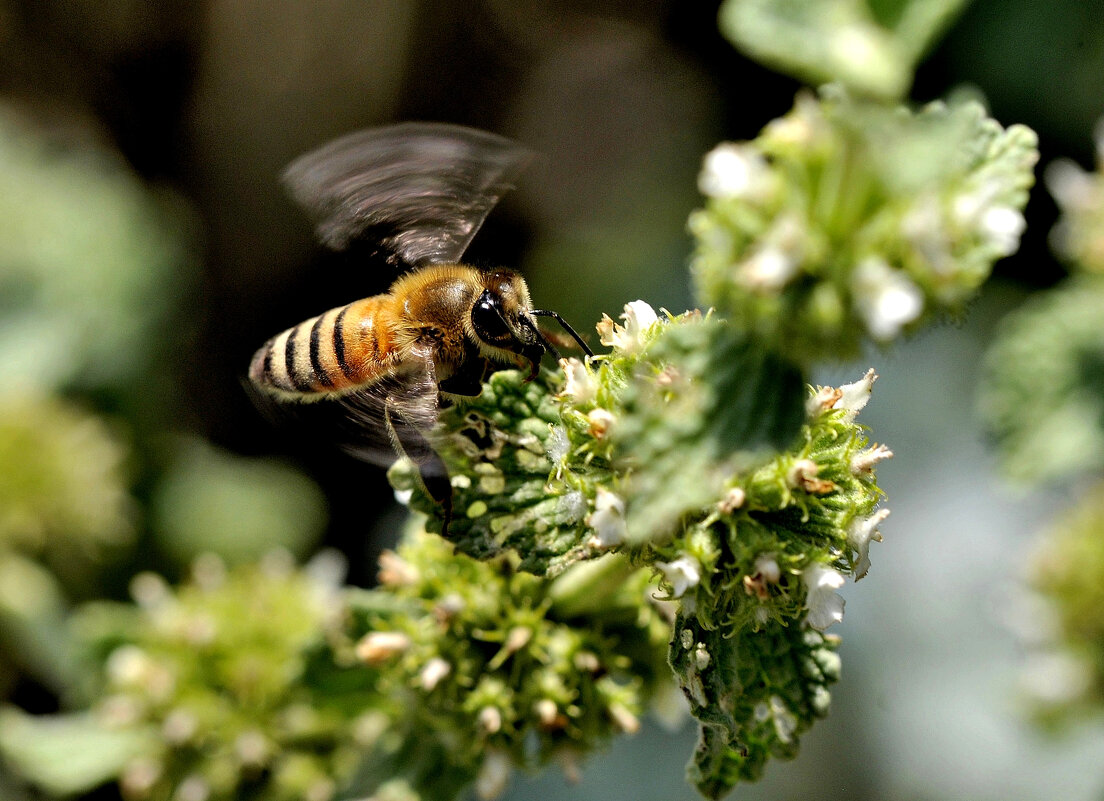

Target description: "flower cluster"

left=391, top=301, right=890, bottom=797
left=1017, top=486, right=1104, bottom=726
left=1046, top=119, right=1104, bottom=274
left=0, top=393, right=133, bottom=573
left=688, top=88, right=1038, bottom=363
left=344, top=527, right=672, bottom=800
left=43, top=553, right=370, bottom=801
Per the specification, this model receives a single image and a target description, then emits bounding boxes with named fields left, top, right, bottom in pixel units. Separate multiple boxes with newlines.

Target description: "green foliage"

left=1046, top=129, right=1104, bottom=275
left=389, top=368, right=601, bottom=576
left=980, top=278, right=1104, bottom=483
left=718, top=0, right=970, bottom=99
left=343, top=529, right=671, bottom=800
left=671, top=613, right=839, bottom=795
left=1019, top=486, right=1104, bottom=726
left=3, top=555, right=375, bottom=801
left=151, top=438, right=328, bottom=567
left=689, top=88, right=1038, bottom=364
left=0, top=103, right=192, bottom=394
left=981, top=120, right=1104, bottom=737
left=392, top=309, right=809, bottom=571
left=0, top=393, right=133, bottom=574
left=390, top=302, right=890, bottom=797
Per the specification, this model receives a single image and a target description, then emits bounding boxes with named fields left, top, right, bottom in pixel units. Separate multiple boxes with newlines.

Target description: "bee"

left=248, top=122, right=592, bottom=531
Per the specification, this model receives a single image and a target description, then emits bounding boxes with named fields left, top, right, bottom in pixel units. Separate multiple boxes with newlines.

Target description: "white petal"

left=979, top=205, right=1026, bottom=256
left=586, top=488, right=627, bottom=547
left=803, top=564, right=846, bottom=630
left=559, top=357, right=595, bottom=403
left=476, top=750, right=513, bottom=800
left=835, top=369, right=877, bottom=421
left=698, top=143, right=770, bottom=200
left=851, top=257, right=923, bottom=340
left=847, top=508, right=888, bottom=579
left=656, top=555, right=702, bottom=598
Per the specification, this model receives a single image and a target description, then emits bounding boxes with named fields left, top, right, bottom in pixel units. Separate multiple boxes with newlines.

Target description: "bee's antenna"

left=530, top=309, right=594, bottom=358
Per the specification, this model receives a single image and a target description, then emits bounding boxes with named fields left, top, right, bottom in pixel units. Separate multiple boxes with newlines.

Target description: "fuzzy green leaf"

left=980, top=278, right=1104, bottom=483
left=718, top=0, right=969, bottom=99
left=617, top=316, right=806, bottom=543
left=670, top=612, right=839, bottom=798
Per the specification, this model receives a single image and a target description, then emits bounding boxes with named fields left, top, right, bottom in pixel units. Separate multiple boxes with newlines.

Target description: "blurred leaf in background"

left=150, top=437, right=328, bottom=568
left=0, top=102, right=194, bottom=403
left=719, top=0, right=970, bottom=99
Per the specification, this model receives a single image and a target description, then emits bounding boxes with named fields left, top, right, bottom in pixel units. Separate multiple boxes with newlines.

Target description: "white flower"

left=1019, top=651, right=1092, bottom=705
left=597, top=300, right=659, bottom=353
left=698, top=143, right=771, bottom=200
left=847, top=508, right=888, bottom=579
left=476, top=750, right=513, bottom=800
left=1045, top=159, right=1095, bottom=211
left=175, top=775, right=211, bottom=801
left=656, top=555, right=702, bottom=599
left=803, top=564, right=846, bottom=630
left=978, top=205, right=1026, bottom=256
left=419, top=657, right=451, bottom=691
left=851, top=257, right=924, bottom=340
left=234, top=730, right=270, bottom=768
left=355, top=631, right=411, bottom=664
left=161, top=709, right=199, bottom=744
left=718, top=486, right=746, bottom=514
left=850, top=442, right=893, bottom=473
left=739, top=246, right=797, bottom=292
left=558, top=357, right=595, bottom=404
left=478, top=706, right=503, bottom=735
left=586, top=407, right=616, bottom=438
left=767, top=694, right=798, bottom=743
left=693, top=642, right=711, bottom=670
left=835, top=368, right=877, bottom=422
left=737, top=214, right=805, bottom=292
left=534, top=698, right=560, bottom=727
left=586, top=488, right=627, bottom=547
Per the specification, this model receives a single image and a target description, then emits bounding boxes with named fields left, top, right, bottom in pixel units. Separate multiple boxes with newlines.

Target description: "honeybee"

left=248, top=123, right=591, bottom=530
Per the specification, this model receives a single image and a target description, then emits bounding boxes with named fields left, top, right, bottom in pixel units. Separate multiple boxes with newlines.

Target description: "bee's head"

left=469, top=270, right=592, bottom=378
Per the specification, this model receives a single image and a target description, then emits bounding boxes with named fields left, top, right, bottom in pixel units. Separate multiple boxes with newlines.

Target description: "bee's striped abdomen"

left=250, top=296, right=394, bottom=398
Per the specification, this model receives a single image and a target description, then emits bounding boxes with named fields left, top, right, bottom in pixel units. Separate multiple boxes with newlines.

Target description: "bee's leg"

left=384, top=400, right=453, bottom=535
left=438, top=356, right=491, bottom=397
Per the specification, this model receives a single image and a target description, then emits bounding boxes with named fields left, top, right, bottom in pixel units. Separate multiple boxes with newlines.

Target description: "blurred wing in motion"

left=283, top=122, right=534, bottom=267
left=244, top=345, right=442, bottom=470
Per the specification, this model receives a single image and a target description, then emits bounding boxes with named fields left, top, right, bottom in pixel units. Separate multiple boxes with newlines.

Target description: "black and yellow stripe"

left=249, top=296, right=393, bottom=398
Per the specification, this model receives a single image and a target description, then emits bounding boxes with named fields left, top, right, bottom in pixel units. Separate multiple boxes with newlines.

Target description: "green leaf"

left=617, top=317, right=805, bottom=543
left=0, top=553, right=82, bottom=696
left=980, top=278, right=1104, bottom=483
left=390, top=369, right=608, bottom=575
left=718, top=0, right=970, bottom=99
left=0, top=708, right=154, bottom=796
left=668, top=612, right=839, bottom=798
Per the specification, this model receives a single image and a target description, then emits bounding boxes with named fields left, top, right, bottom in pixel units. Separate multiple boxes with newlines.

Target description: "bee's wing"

left=244, top=347, right=442, bottom=471
left=333, top=354, right=442, bottom=468
left=283, top=122, right=534, bottom=267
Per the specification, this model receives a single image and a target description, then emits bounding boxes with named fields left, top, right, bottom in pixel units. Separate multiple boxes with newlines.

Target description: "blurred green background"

left=2, top=0, right=1104, bottom=799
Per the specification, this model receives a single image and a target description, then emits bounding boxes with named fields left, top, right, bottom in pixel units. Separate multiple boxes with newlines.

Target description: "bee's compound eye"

left=471, top=291, right=513, bottom=343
